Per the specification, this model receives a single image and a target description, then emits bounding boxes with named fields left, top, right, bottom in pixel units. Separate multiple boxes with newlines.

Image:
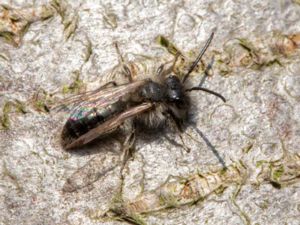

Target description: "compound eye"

left=167, top=90, right=180, bottom=101
left=165, top=75, right=185, bottom=104
left=165, top=75, right=181, bottom=90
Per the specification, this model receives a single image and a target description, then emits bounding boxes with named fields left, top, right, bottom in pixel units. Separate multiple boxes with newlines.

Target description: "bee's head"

left=166, top=32, right=226, bottom=105
left=165, top=75, right=186, bottom=107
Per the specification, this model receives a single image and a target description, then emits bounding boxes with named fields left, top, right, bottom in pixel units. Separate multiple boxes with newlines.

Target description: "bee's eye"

left=167, top=90, right=182, bottom=101
left=165, top=75, right=181, bottom=89
left=165, top=75, right=184, bottom=104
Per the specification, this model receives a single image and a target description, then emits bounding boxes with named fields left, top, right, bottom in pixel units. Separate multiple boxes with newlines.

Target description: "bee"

left=59, top=32, right=226, bottom=153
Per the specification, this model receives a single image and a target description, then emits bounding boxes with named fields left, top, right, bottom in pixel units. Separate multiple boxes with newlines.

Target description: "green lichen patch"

left=62, top=71, right=85, bottom=94
left=242, top=142, right=254, bottom=154
left=63, top=14, right=78, bottom=40
left=216, top=33, right=293, bottom=77
left=0, top=31, right=19, bottom=47
left=51, top=0, right=67, bottom=19
left=256, top=150, right=300, bottom=188
left=106, top=162, right=248, bottom=223
left=0, top=100, right=28, bottom=130
left=51, top=0, right=78, bottom=40
left=118, top=213, right=147, bottom=225
left=14, top=99, right=27, bottom=114
left=84, top=37, right=93, bottom=63
left=158, top=192, right=179, bottom=210
left=256, top=160, right=268, bottom=168
left=156, top=35, right=181, bottom=56
left=271, top=165, right=284, bottom=181
left=1, top=161, right=24, bottom=192
left=273, top=33, right=300, bottom=56
left=290, top=33, right=300, bottom=46
left=102, top=6, right=118, bottom=30
left=293, top=0, right=300, bottom=4
left=31, top=90, right=53, bottom=113
left=214, top=185, right=226, bottom=195
left=237, top=38, right=281, bottom=70
left=237, top=38, right=256, bottom=53
left=230, top=186, right=251, bottom=225
left=0, top=102, right=11, bottom=130
left=261, top=58, right=282, bottom=67
left=106, top=192, right=147, bottom=225
left=0, top=52, right=9, bottom=61
left=0, top=4, right=55, bottom=46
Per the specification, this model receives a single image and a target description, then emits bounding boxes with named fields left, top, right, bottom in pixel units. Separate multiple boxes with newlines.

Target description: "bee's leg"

left=156, top=36, right=186, bottom=78
left=119, top=119, right=136, bottom=173
left=99, top=81, right=117, bottom=89
left=122, top=65, right=133, bottom=82
left=156, top=53, right=182, bottom=78
left=165, top=112, right=190, bottom=153
left=77, top=81, right=116, bottom=95
left=114, top=42, right=133, bottom=82
left=163, top=134, right=189, bottom=153
left=119, top=121, right=136, bottom=194
left=176, top=129, right=190, bottom=153
left=120, top=129, right=136, bottom=171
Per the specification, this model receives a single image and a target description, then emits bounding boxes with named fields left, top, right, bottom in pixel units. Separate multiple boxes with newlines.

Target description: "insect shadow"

left=188, top=58, right=227, bottom=169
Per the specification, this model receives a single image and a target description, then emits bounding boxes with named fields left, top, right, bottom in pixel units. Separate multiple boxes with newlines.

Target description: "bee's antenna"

left=198, top=56, right=215, bottom=87
left=185, top=86, right=226, bottom=102
left=182, top=32, right=214, bottom=83
left=114, top=42, right=125, bottom=63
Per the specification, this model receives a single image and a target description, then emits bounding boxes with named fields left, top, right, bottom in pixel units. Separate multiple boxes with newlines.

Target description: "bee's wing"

left=53, top=79, right=149, bottom=113
left=65, top=102, right=153, bottom=149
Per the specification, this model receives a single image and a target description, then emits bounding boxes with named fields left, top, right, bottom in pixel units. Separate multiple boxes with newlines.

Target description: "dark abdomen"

left=61, top=101, right=126, bottom=148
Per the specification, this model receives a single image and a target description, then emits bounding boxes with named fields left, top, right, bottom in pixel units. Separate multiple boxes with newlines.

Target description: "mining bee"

left=59, top=32, right=225, bottom=158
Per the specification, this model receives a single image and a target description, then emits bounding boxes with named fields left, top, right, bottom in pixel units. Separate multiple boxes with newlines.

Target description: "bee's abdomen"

left=61, top=101, right=126, bottom=147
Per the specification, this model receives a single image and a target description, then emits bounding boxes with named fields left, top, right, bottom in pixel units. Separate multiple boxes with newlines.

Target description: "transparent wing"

left=52, top=79, right=149, bottom=116
left=64, top=102, right=152, bottom=149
